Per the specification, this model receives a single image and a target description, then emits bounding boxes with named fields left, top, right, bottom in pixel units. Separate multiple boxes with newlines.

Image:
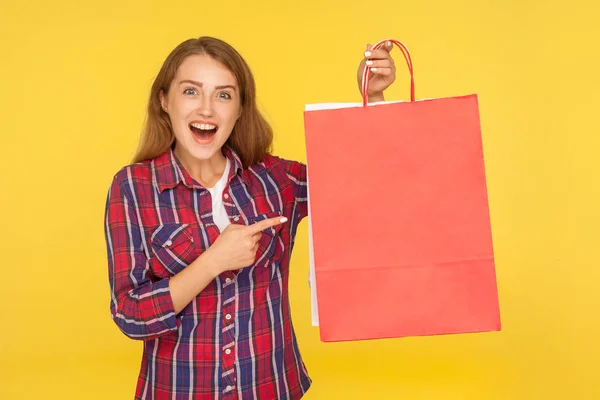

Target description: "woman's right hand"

left=203, top=216, right=288, bottom=275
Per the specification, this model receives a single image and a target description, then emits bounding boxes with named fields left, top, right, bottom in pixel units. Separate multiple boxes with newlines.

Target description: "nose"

left=196, top=92, right=214, bottom=117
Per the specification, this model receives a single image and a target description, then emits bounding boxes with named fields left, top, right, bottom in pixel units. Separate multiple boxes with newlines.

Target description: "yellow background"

left=1, top=0, right=599, bottom=399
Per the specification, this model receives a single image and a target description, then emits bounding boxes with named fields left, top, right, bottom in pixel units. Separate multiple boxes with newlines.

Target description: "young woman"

left=104, top=36, right=396, bottom=400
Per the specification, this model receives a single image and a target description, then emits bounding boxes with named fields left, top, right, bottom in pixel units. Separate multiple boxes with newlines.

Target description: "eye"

left=218, top=91, right=232, bottom=100
left=183, top=88, right=197, bottom=95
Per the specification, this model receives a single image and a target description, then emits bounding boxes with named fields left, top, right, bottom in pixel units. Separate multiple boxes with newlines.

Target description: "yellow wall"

left=1, top=0, right=599, bottom=398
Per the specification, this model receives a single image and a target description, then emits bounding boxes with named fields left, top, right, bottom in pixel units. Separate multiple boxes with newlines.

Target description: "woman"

left=104, top=36, right=396, bottom=400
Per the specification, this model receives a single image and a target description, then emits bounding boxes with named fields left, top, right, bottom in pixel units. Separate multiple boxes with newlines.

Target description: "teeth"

left=191, top=122, right=217, bottom=130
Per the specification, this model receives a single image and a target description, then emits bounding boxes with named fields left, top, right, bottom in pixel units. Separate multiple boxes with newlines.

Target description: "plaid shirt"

left=104, top=147, right=311, bottom=399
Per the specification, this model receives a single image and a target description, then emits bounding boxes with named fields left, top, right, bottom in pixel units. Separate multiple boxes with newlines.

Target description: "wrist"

left=195, top=249, right=222, bottom=279
left=367, top=93, right=385, bottom=103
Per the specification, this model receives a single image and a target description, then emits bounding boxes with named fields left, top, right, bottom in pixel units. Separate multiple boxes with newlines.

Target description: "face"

left=160, top=54, right=241, bottom=165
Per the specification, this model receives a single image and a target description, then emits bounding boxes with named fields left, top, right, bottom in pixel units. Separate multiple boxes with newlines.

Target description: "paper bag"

left=304, top=39, right=501, bottom=342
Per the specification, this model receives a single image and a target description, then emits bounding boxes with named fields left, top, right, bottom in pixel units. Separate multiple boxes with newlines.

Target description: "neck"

left=174, top=146, right=228, bottom=188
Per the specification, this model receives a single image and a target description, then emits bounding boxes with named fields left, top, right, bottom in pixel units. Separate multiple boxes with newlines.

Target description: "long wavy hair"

left=133, top=36, right=273, bottom=168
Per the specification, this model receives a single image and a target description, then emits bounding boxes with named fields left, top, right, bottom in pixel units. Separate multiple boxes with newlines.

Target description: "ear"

left=159, top=90, right=168, bottom=113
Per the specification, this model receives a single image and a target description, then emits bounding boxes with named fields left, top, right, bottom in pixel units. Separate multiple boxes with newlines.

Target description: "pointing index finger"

left=247, top=216, right=288, bottom=235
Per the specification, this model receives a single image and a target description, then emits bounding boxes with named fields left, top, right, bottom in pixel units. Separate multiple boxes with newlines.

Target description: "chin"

left=188, top=143, right=220, bottom=159
left=173, top=125, right=230, bottom=162
left=177, top=137, right=224, bottom=161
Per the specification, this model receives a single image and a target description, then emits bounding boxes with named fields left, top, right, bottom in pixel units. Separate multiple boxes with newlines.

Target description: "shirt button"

left=233, top=216, right=240, bottom=222
left=225, top=278, right=232, bottom=284
left=225, top=314, right=232, bottom=320
left=225, top=349, right=232, bottom=355
left=165, top=240, right=172, bottom=246
left=224, top=193, right=229, bottom=199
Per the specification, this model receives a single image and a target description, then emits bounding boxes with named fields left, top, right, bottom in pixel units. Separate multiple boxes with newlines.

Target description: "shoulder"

left=260, top=154, right=306, bottom=176
left=242, top=154, right=305, bottom=194
left=110, top=159, right=154, bottom=199
left=113, top=160, right=153, bottom=186
left=263, top=155, right=307, bottom=187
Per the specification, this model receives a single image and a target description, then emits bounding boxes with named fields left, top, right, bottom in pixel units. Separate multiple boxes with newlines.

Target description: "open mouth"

left=189, top=122, right=218, bottom=140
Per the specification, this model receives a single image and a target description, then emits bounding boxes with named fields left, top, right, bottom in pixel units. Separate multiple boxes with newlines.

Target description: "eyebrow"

left=179, top=80, right=237, bottom=91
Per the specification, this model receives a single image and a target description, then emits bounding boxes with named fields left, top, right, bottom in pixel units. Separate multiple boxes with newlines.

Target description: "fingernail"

left=387, top=41, right=392, bottom=47
left=371, top=67, right=378, bottom=72
left=280, top=217, right=288, bottom=223
left=366, top=60, right=373, bottom=66
left=364, top=51, right=371, bottom=57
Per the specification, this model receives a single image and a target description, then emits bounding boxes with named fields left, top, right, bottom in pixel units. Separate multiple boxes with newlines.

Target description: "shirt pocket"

left=247, top=212, right=285, bottom=268
left=149, top=223, right=197, bottom=278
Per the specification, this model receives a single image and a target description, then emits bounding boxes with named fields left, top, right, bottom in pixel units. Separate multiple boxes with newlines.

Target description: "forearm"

left=169, top=251, right=220, bottom=314
left=112, top=254, right=220, bottom=340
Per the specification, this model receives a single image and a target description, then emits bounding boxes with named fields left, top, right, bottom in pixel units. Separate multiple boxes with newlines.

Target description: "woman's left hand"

left=357, top=41, right=396, bottom=102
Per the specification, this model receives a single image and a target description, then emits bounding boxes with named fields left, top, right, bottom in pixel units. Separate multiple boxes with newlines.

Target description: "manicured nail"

left=280, top=217, right=288, bottom=223
left=387, top=41, right=392, bottom=47
left=366, top=60, right=373, bottom=66
left=364, top=51, right=372, bottom=57
left=371, top=67, right=378, bottom=72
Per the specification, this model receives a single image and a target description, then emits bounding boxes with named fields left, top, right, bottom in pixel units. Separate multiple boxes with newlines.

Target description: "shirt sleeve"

left=283, top=159, right=308, bottom=223
left=104, top=174, right=179, bottom=340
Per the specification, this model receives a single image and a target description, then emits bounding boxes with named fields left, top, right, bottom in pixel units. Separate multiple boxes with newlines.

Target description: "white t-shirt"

left=206, top=158, right=232, bottom=232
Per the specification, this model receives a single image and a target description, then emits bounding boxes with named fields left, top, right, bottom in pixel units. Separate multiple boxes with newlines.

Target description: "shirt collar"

left=152, top=145, right=248, bottom=193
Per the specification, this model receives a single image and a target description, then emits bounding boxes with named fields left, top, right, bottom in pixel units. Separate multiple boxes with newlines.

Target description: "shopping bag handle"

left=361, top=39, right=415, bottom=106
